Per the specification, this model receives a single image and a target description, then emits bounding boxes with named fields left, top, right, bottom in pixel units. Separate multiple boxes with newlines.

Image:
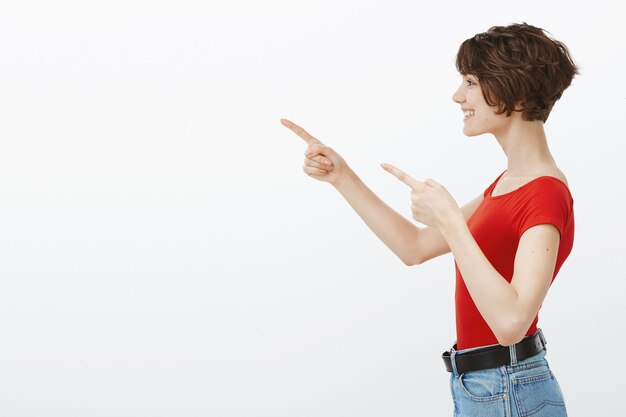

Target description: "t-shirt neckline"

left=488, top=170, right=571, bottom=199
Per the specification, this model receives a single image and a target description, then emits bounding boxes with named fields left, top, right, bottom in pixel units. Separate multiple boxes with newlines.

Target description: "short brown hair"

left=455, top=22, right=581, bottom=123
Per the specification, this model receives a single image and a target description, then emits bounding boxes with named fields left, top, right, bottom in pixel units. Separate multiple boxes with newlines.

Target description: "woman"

left=281, top=22, right=579, bottom=417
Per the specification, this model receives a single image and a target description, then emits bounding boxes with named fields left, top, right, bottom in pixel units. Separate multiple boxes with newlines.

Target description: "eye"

left=466, top=79, right=475, bottom=86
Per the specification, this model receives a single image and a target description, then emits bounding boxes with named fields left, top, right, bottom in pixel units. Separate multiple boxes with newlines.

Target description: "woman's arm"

left=440, top=218, right=560, bottom=346
left=335, top=169, right=483, bottom=266
left=334, top=168, right=424, bottom=265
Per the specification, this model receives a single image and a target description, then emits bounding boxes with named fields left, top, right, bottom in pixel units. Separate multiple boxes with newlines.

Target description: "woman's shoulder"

left=543, top=168, right=568, bottom=188
left=531, top=168, right=570, bottom=195
left=523, top=168, right=574, bottom=208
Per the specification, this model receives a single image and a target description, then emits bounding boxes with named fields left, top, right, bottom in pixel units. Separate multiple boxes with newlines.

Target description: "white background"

left=1, top=1, right=624, bottom=416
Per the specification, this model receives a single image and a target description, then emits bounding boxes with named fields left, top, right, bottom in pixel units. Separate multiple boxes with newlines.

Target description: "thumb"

left=305, top=144, right=332, bottom=158
left=424, top=178, right=444, bottom=188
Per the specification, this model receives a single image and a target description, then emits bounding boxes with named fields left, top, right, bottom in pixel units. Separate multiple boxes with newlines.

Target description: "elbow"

left=494, top=318, right=527, bottom=347
left=403, top=255, right=423, bottom=267
left=496, top=333, right=524, bottom=347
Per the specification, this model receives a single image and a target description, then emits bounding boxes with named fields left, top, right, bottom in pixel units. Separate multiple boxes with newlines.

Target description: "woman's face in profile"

left=452, top=74, right=513, bottom=138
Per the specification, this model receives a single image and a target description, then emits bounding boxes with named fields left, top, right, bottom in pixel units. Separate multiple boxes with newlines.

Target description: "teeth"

left=464, top=110, right=475, bottom=119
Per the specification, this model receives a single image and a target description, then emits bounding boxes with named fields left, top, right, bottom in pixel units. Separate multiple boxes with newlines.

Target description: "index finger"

left=280, top=118, right=322, bottom=146
left=381, top=163, right=422, bottom=189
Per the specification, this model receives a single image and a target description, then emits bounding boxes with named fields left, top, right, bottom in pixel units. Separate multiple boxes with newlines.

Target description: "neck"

left=493, top=117, right=556, bottom=176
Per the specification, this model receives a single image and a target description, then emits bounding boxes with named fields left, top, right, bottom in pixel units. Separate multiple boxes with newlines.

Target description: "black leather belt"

left=442, top=328, right=547, bottom=374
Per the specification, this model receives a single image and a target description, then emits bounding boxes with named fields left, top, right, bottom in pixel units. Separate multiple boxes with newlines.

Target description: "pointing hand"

left=381, top=163, right=462, bottom=229
left=281, top=118, right=351, bottom=188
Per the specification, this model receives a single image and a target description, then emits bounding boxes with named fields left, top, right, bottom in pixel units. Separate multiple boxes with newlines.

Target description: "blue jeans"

left=448, top=337, right=568, bottom=416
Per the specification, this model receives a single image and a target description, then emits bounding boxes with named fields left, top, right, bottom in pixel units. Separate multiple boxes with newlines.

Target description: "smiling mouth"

left=463, top=110, right=475, bottom=120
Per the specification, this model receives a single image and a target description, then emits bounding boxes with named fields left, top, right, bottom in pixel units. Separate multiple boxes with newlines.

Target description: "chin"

left=462, top=127, right=491, bottom=138
left=462, top=127, right=483, bottom=137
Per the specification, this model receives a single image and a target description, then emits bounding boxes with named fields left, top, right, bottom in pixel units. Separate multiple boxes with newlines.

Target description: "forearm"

left=334, top=169, right=418, bottom=265
left=440, top=216, right=522, bottom=345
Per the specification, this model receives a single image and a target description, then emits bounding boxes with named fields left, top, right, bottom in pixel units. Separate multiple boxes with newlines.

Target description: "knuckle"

left=312, top=156, right=325, bottom=165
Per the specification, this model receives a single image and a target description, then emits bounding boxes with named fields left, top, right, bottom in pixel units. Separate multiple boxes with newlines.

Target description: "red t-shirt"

left=455, top=170, right=575, bottom=350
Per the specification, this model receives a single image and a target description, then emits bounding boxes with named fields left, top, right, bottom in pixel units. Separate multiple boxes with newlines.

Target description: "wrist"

left=333, top=168, right=357, bottom=191
left=439, top=211, right=467, bottom=238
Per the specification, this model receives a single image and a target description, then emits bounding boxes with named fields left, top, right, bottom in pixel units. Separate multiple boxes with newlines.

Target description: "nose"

left=452, top=83, right=465, bottom=104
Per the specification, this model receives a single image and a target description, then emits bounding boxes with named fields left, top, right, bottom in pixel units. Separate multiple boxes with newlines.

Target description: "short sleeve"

left=517, top=178, right=573, bottom=239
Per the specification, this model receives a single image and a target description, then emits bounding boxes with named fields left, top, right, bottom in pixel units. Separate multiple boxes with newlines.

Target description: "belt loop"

left=538, top=328, right=547, bottom=349
left=450, top=347, right=460, bottom=376
left=509, top=343, right=518, bottom=366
